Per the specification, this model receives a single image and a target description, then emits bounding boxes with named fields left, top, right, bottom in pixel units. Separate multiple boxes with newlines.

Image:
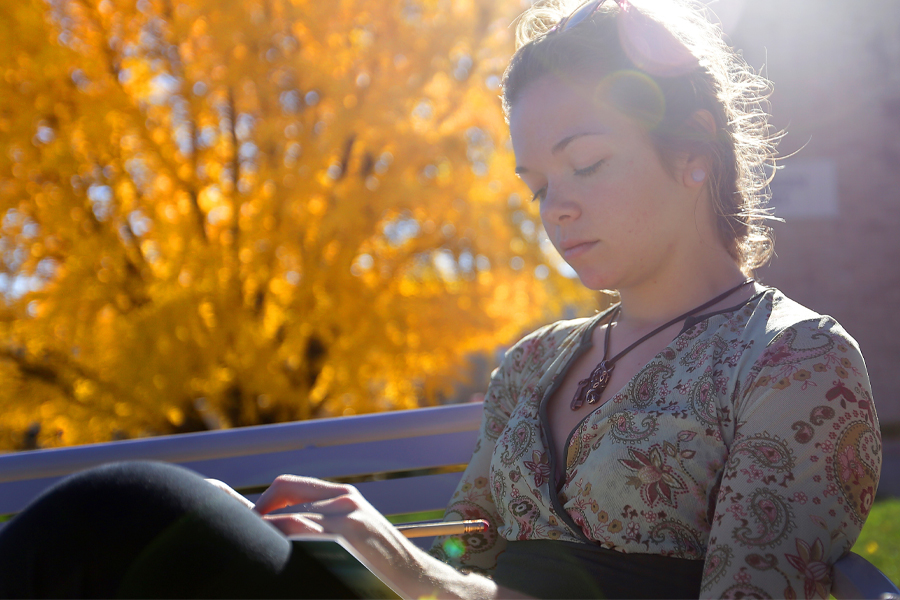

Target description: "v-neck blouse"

left=429, top=288, right=881, bottom=599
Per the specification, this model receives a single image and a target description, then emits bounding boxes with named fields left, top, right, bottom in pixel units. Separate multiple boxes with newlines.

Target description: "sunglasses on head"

left=550, top=0, right=625, bottom=35
left=546, top=0, right=699, bottom=78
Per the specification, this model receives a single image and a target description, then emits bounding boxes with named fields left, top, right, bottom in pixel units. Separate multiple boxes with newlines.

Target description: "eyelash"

left=530, top=159, right=605, bottom=202
left=574, top=159, right=605, bottom=177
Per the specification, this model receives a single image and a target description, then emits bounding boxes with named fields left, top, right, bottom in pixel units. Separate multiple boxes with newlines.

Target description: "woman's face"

left=509, top=75, right=707, bottom=292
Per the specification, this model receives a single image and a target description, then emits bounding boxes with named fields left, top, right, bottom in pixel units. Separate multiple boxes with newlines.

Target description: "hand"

left=252, top=475, right=515, bottom=599
left=253, top=476, right=415, bottom=568
left=204, top=478, right=255, bottom=510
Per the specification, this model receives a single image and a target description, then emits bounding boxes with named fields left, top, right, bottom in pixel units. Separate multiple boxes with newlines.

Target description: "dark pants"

left=0, top=461, right=356, bottom=598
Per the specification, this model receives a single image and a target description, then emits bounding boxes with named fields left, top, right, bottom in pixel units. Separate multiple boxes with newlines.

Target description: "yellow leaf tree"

left=0, top=0, right=597, bottom=449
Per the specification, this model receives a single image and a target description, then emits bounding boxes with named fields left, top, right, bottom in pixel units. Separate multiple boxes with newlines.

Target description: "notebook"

left=289, top=534, right=404, bottom=599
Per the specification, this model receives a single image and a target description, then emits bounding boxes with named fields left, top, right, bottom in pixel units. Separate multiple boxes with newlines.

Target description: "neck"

left=614, top=258, right=750, bottom=332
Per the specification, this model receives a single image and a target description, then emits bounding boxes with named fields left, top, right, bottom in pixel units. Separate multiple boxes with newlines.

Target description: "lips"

left=561, top=240, right=598, bottom=260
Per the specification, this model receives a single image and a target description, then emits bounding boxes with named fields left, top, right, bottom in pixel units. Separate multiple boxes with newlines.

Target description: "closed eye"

left=529, top=158, right=604, bottom=202
left=574, top=159, right=605, bottom=177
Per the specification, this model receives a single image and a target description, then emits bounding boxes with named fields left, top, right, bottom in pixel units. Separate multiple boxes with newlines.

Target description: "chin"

left=575, top=270, right=619, bottom=293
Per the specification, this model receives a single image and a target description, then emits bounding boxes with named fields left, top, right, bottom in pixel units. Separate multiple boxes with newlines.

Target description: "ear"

left=680, top=109, right=717, bottom=188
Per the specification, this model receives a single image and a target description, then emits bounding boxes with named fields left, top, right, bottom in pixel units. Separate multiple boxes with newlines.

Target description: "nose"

left=539, top=183, right=582, bottom=225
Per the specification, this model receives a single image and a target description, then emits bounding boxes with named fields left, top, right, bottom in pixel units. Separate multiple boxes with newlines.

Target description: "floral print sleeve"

left=428, top=323, right=563, bottom=574
left=701, top=318, right=881, bottom=599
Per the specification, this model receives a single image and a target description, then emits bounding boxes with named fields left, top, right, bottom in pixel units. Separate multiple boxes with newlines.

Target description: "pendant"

left=570, top=361, right=615, bottom=411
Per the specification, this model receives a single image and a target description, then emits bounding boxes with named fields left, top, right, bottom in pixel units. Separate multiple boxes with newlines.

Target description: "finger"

left=253, top=475, right=355, bottom=516
left=300, top=494, right=360, bottom=516
left=264, top=513, right=326, bottom=537
left=268, top=512, right=368, bottom=542
left=205, top=478, right=254, bottom=509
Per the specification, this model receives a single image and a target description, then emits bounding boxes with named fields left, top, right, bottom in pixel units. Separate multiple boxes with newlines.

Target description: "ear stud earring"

left=691, top=168, right=706, bottom=183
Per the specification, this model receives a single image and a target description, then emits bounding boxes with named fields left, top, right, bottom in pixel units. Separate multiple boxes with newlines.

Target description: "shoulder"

left=744, top=287, right=863, bottom=361
left=735, top=288, right=873, bottom=414
left=500, top=310, right=606, bottom=372
left=680, top=287, right=862, bottom=372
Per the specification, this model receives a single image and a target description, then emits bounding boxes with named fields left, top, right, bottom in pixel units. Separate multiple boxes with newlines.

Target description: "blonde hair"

left=502, top=0, right=779, bottom=272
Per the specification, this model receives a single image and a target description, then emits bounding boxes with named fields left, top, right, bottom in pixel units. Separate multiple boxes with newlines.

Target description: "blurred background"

left=0, top=0, right=600, bottom=450
left=0, top=0, right=897, bottom=470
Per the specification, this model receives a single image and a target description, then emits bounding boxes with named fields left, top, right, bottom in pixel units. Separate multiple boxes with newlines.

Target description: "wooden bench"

left=0, top=402, right=896, bottom=599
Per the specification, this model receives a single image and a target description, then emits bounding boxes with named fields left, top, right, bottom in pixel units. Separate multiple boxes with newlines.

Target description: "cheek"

left=626, top=208, right=654, bottom=231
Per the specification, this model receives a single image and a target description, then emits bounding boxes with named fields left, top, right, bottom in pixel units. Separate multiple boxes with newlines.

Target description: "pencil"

left=396, top=519, right=489, bottom=539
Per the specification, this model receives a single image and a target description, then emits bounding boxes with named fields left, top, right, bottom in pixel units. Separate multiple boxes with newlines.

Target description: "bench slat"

left=0, top=403, right=484, bottom=483
left=0, top=430, right=478, bottom=517
left=182, top=430, right=478, bottom=489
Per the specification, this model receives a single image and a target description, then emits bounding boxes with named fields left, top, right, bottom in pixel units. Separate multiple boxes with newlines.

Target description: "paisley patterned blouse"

left=429, top=288, right=882, bottom=599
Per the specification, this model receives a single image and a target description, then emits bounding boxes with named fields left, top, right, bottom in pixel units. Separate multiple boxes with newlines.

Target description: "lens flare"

left=442, top=537, right=465, bottom=559
left=617, top=4, right=698, bottom=77
left=595, top=69, right=666, bottom=131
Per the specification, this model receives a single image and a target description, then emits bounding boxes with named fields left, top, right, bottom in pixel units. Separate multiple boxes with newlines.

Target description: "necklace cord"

left=608, top=278, right=754, bottom=363
left=571, top=278, right=754, bottom=410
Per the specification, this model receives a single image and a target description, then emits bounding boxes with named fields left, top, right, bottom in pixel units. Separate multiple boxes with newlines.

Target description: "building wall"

left=725, top=0, right=900, bottom=426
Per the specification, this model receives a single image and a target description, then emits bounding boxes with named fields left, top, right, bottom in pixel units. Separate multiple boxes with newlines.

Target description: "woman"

left=422, top=1, right=880, bottom=597
left=426, top=0, right=882, bottom=597
left=0, top=0, right=881, bottom=598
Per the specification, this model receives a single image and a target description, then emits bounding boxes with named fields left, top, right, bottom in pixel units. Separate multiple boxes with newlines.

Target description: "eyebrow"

left=515, top=131, right=607, bottom=175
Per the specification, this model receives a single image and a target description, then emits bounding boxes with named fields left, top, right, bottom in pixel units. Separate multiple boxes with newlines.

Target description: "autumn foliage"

left=0, top=0, right=596, bottom=449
